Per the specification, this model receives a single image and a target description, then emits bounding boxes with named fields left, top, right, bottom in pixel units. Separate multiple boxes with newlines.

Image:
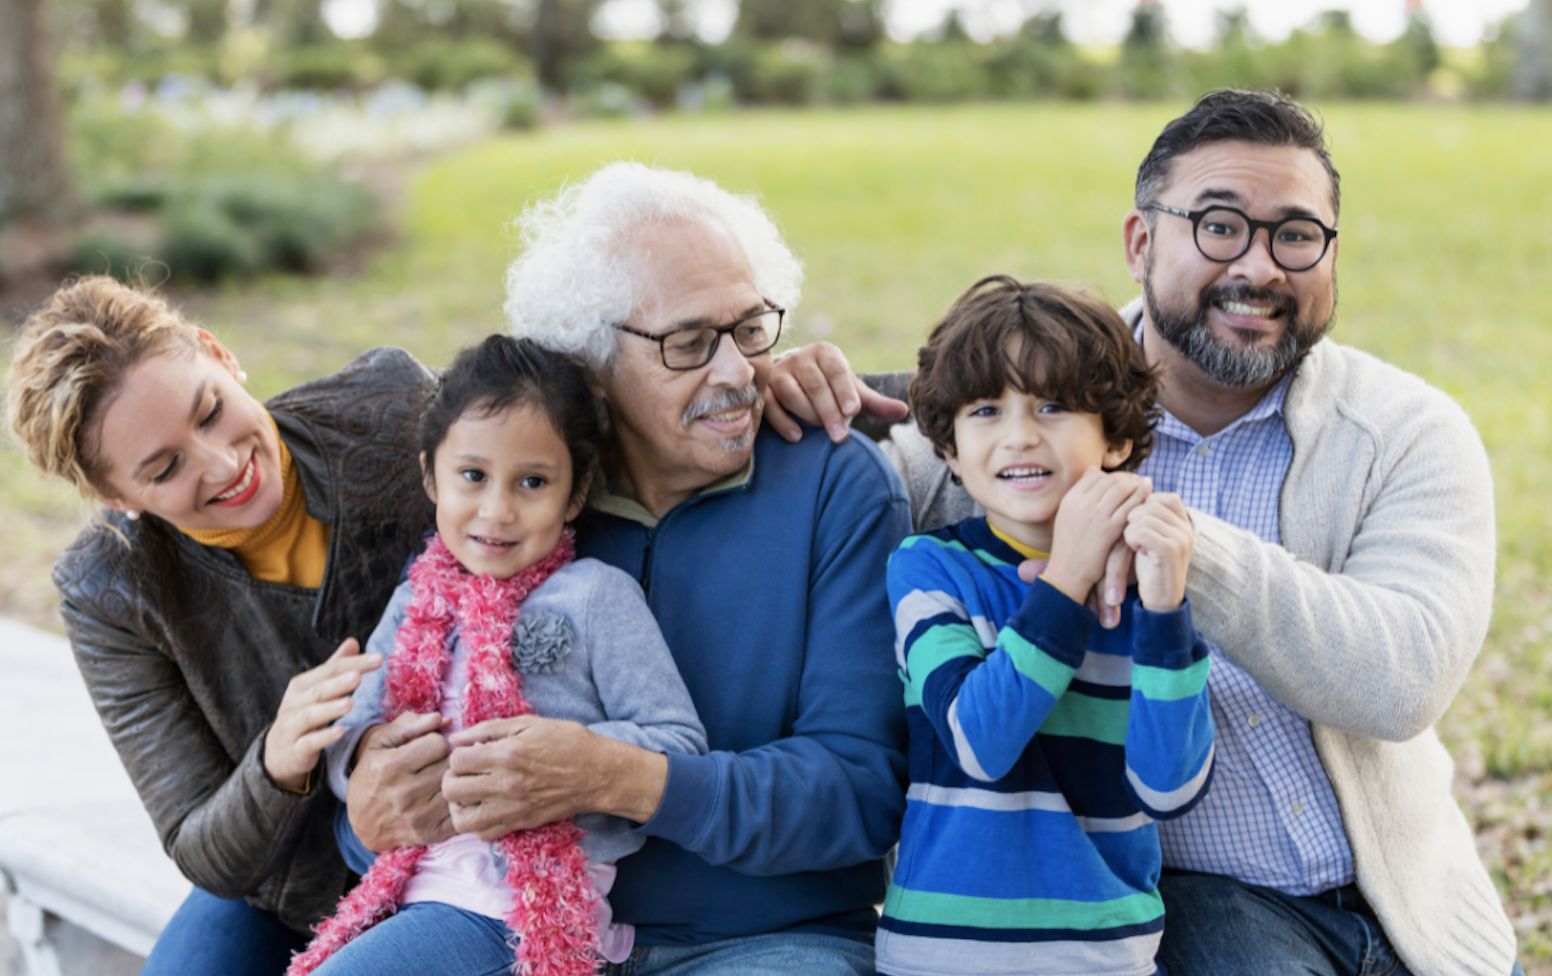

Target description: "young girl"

left=291, top=334, right=707, bottom=976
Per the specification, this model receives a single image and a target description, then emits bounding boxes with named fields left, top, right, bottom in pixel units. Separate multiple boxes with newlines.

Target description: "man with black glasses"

left=769, top=89, right=1520, bottom=976
left=341, top=162, right=912, bottom=976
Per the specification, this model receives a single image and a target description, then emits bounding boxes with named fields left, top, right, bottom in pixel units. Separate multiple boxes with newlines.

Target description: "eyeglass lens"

left=661, top=310, right=782, bottom=369
left=1195, top=207, right=1328, bottom=271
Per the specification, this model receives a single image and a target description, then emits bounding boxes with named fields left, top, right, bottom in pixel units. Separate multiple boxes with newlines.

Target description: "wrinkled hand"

left=264, top=638, right=380, bottom=790
left=1043, top=470, right=1152, bottom=606
left=445, top=716, right=667, bottom=842
left=1125, top=492, right=1194, bottom=612
left=765, top=342, right=909, bottom=443
left=1018, top=540, right=1135, bottom=629
left=347, top=712, right=455, bottom=851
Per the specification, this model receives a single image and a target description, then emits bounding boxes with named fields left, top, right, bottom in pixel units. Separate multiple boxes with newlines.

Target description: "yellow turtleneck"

left=988, top=521, right=1086, bottom=602
left=180, top=412, right=331, bottom=589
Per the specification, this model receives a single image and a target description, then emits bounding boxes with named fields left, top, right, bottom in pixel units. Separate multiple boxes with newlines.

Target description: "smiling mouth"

left=208, top=454, right=259, bottom=506
left=997, top=466, right=1052, bottom=484
left=1215, top=299, right=1283, bottom=320
left=470, top=535, right=517, bottom=550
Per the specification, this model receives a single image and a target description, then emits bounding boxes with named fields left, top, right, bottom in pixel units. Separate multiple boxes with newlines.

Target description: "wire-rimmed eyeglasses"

left=1148, top=203, right=1338, bottom=273
left=614, top=303, right=785, bottom=371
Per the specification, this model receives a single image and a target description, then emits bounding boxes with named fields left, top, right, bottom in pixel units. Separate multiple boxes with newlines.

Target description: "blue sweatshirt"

left=576, top=423, right=912, bottom=946
left=877, top=518, right=1215, bottom=976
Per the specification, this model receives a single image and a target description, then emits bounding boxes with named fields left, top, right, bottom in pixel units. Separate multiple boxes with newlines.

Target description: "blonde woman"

left=6, top=277, right=438, bottom=976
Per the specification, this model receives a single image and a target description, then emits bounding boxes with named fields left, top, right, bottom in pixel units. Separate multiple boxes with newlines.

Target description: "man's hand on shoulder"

left=766, top=342, right=909, bottom=444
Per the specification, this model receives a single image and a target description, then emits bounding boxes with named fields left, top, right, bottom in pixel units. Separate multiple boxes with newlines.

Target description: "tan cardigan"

left=877, top=327, right=1516, bottom=976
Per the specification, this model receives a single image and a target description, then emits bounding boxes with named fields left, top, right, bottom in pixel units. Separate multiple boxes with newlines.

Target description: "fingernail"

left=829, top=422, right=847, bottom=440
left=842, top=397, right=859, bottom=415
left=365, top=654, right=382, bottom=665
left=1107, top=587, right=1121, bottom=606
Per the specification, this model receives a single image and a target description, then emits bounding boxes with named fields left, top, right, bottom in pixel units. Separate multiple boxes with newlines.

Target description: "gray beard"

left=682, top=383, right=763, bottom=453
left=1143, top=265, right=1333, bottom=389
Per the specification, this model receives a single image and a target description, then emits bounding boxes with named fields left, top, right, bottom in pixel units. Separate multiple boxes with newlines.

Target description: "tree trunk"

left=0, top=0, right=78, bottom=223
left=1514, top=0, right=1552, bottom=101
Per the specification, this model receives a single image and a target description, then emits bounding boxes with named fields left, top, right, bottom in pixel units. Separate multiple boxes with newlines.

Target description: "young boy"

left=876, top=277, right=1214, bottom=976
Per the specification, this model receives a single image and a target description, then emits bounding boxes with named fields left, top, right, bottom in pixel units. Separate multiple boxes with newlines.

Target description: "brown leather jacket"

left=52, top=347, right=436, bottom=933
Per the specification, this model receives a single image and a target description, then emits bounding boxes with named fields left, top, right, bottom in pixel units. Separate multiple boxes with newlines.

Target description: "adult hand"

left=346, top=712, right=455, bottom=851
left=1018, top=541, right=1135, bottom=630
left=264, top=638, right=381, bottom=791
left=1125, top=492, right=1194, bottom=612
left=766, top=342, right=909, bottom=443
left=444, top=716, right=668, bottom=842
left=1043, top=470, right=1152, bottom=606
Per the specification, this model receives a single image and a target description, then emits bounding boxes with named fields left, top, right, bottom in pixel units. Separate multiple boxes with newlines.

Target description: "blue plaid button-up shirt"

left=1139, top=369, right=1356, bottom=895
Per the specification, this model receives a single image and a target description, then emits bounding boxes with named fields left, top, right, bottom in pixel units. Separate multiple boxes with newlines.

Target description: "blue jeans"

left=1158, top=870, right=1524, bottom=976
left=600, top=932, right=875, bottom=976
left=141, top=888, right=307, bottom=976
left=303, top=900, right=873, bottom=976
left=309, top=903, right=516, bottom=976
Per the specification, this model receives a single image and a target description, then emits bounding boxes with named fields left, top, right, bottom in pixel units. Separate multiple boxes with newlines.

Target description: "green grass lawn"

left=4, top=101, right=1551, bottom=963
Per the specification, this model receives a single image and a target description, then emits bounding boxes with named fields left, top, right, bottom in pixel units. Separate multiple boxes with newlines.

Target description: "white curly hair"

left=503, top=162, right=804, bottom=370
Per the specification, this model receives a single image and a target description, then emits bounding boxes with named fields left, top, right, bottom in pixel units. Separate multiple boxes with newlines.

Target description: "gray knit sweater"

left=328, top=557, right=707, bottom=862
left=877, top=327, right=1515, bottom=976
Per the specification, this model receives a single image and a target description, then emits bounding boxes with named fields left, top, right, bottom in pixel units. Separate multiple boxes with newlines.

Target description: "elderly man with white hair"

left=343, top=162, right=912, bottom=975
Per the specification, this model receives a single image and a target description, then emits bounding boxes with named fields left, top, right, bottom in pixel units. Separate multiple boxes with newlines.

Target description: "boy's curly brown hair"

left=909, top=276, right=1160, bottom=472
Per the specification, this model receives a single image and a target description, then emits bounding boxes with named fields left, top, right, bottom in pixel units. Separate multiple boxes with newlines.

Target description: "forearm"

left=1186, top=508, right=1492, bottom=740
left=1123, top=601, right=1214, bottom=820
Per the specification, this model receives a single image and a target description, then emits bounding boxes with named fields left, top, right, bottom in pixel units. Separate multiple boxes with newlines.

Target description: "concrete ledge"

left=0, top=618, right=190, bottom=974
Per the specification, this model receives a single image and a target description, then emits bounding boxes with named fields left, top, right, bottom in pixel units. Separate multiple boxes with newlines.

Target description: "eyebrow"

left=666, top=302, right=767, bottom=333
left=131, top=379, right=208, bottom=479
left=1194, top=188, right=1325, bottom=221
left=451, top=453, right=560, bottom=472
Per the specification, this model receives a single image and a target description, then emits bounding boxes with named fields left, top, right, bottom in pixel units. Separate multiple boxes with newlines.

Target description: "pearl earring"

left=124, top=510, right=140, bottom=520
left=236, top=370, right=248, bottom=383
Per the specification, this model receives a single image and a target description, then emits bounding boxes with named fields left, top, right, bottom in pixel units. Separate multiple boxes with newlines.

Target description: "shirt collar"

left=585, top=455, right=755, bottom=529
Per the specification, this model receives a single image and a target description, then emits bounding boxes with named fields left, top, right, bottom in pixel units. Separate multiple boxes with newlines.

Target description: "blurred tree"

left=1118, top=0, right=1174, bottom=98
left=0, top=0, right=79, bottom=222
left=186, top=0, right=230, bottom=44
left=532, top=0, right=601, bottom=90
left=1514, top=0, right=1552, bottom=99
left=273, top=0, right=329, bottom=47
left=655, top=0, right=694, bottom=43
left=733, top=0, right=882, bottom=48
left=1395, top=1, right=1441, bottom=78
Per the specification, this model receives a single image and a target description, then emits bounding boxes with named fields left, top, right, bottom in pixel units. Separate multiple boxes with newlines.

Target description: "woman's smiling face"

left=92, top=349, right=285, bottom=531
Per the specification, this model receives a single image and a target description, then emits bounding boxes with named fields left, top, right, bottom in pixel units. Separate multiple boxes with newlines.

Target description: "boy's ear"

left=566, top=470, right=593, bottom=523
left=943, top=446, right=962, bottom=481
left=421, top=452, right=438, bottom=505
left=1103, top=438, right=1134, bottom=471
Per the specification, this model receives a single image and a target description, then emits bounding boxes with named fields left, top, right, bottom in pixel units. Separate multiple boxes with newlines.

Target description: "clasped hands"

left=345, top=711, right=667, bottom=852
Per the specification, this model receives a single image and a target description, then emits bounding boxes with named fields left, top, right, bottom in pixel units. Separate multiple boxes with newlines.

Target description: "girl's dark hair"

left=909, top=276, right=1160, bottom=473
left=420, top=334, right=600, bottom=506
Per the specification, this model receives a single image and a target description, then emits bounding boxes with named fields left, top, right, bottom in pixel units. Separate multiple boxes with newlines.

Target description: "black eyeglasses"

left=1148, top=203, right=1338, bottom=272
left=614, top=303, right=785, bottom=371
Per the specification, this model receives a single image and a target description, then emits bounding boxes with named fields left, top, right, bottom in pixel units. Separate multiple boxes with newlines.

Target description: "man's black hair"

left=1135, top=89, right=1340, bottom=219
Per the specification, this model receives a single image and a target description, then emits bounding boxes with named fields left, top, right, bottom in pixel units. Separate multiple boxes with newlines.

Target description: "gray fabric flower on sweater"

left=511, top=610, right=575, bottom=674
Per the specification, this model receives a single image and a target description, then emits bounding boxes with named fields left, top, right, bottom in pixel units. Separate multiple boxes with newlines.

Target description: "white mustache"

left=682, top=384, right=762, bottom=428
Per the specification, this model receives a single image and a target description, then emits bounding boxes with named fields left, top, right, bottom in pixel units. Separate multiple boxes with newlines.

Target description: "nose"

left=1007, top=411, right=1043, bottom=448
left=195, top=436, right=242, bottom=488
left=1225, top=227, right=1288, bottom=288
left=479, top=488, right=519, bottom=524
left=704, top=329, right=756, bottom=388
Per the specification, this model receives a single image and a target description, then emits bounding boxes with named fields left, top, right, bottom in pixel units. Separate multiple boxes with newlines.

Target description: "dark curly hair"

left=420, top=334, right=600, bottom=508
left=909, top=276, right=1160, bottom=473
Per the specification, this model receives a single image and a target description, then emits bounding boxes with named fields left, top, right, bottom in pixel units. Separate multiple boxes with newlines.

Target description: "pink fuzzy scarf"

left=287, top=529, right=600, bottom=976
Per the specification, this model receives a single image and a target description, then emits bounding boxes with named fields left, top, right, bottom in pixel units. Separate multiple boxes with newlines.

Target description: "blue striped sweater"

left=877, top=517, right=1215, bottom=976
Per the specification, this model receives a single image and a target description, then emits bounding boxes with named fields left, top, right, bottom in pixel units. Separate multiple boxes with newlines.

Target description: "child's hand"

left=1044, top=469, right=1152, bottom=605
left=264, top=638, right=382, bottom=791
left=1125, top=493, right=1194, bottom=611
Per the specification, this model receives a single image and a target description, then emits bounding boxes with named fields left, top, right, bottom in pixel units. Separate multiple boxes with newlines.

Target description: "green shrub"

left=747, top=41, right=828, bottom=105
left=71, top=233, right=153, bottom=281
left=388, top=38, right=527, bottom=91
left=161, top=198, right=264, bottom=282
left=277, top=44, right=386, bottom=91
left=822, top=55, right=878, bottom=104
left=578, top=42, right=698, bottom=109
left=875, top=42, right=989, bottom=102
